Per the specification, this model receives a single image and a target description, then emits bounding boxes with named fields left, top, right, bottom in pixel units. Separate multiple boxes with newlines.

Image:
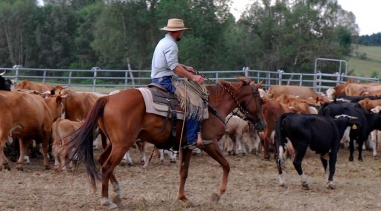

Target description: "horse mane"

left=207, top=77, right=251, bottom=105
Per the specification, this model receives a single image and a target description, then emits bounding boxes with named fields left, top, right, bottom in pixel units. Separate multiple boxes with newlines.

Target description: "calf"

left=51, top=118, right=84, bottom=171
left=51, top=118, right=104, bottom=171
left=260, top=99, right=295, bottom=159
left=319, top=102, right=381, bottom=161
left=222, top=114, right=251, bottom=156
left=276, top=113, right=359, bottom=189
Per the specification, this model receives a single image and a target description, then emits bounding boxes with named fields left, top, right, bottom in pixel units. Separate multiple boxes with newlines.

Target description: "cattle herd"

left=1, top=74, right=381, bottom=209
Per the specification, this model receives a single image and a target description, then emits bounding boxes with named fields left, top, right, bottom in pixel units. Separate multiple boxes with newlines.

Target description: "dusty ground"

left=0, top=146, right=381, bottom=211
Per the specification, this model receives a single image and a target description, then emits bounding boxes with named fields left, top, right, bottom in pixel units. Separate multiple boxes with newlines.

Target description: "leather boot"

left=196, top=132, right=204, bottom=148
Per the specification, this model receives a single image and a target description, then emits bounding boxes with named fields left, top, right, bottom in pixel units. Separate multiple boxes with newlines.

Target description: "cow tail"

left=64, top=96, right=109, bottom=189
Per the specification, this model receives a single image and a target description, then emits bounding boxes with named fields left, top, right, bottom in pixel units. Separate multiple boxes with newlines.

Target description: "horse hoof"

left=211, top=193, right=220, bottom=202
left=374, top=156, right=378, bottom=160
left=327, top=181, right=335, bottom=189
left=279, top=183, right=287, bottom=188
left=170, top=160, right=176, bottom=164
left=45, top=165, right=51, bottom=170
left=111, top=195, right=122, bottom=206
left=17, top=167, right=23, bottom=171
left=127, top=163, right=133, bottom=167
left=101, top=198, right=118, bottom=210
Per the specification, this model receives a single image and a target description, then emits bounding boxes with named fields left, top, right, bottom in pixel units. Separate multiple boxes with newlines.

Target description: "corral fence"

left=1, top=67, right=379, bottom=94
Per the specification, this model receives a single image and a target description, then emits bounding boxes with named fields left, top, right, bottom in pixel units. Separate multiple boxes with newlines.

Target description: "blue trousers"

left=152, top=76, right=200, bottom=144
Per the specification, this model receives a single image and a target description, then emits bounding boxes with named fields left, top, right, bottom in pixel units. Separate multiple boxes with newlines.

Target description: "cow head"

left=335, top=114, right=361, bottom=130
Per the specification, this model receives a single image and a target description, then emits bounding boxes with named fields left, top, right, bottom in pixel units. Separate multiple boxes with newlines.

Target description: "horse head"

left=232, top=78, right=266, bottom=131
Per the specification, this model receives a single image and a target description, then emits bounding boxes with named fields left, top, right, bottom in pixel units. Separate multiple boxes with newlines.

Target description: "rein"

left=194, top=70, right=261, bottom=126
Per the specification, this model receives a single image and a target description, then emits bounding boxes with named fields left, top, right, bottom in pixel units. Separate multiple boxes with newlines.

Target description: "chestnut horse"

left=64, top=77, right=266, bottom=209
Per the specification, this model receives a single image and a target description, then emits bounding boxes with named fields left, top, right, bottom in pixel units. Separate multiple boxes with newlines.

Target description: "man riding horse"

left=151, top=18, right=206, bottom=149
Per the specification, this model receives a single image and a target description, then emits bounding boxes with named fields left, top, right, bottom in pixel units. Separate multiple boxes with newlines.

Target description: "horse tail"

left=64, top=96, right=109, bottom=188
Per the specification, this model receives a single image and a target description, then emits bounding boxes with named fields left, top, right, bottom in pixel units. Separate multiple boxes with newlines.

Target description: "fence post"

left=12, top=65, right=22, bottom=84
left=277, top=69, right=284, bottom=85
left=92, top=67, right=100, bottom=92
left=68, top=71, right=73, bottom=87
left=42, top=70, right=47, bottom=83
left=335, top=72, right=340, bottom=85
left=243, top=67, right=249, bottom=77
left=125, top=70, right=128, bottom=89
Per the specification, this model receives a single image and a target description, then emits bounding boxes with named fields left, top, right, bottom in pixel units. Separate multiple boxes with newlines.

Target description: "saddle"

left=138, top=84, right=184, bottom=139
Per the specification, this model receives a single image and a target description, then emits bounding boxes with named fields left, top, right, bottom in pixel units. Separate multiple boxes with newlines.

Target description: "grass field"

left=348, top=45, right=381, bottom=77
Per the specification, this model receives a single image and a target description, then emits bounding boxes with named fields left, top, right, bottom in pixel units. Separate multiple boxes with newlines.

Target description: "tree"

left=0, top=0, right=37, bottom=66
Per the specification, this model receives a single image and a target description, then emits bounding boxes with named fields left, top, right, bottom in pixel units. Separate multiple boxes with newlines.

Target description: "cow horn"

left=0, top=70, right=6, bottom=75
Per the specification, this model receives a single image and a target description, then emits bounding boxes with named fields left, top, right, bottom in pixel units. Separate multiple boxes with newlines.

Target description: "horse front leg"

left=177, top=148, right=192, bottom=203
left=202, top=141, right=230, bottom=201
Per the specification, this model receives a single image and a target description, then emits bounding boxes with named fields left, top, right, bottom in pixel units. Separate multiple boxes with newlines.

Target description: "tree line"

left=0, top=0, right=359, bottom=75
left=359, top=33, right=381, bottom=46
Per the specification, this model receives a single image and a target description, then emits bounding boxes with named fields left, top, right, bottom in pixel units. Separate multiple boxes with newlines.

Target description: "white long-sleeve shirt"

left=151, top=34, right=179, bottom=78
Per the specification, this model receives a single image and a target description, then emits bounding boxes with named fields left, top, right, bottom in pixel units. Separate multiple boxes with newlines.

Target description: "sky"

left=231, top=0, right=381, bottom=36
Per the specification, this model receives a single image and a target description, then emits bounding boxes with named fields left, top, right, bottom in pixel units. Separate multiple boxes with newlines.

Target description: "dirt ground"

left=0, top=146, right=381, bottom=211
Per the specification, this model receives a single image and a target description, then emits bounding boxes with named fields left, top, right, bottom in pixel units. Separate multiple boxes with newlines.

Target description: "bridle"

left=194, top=70, right=263, bottom=126
left=222, top=83, right=263, bottom=128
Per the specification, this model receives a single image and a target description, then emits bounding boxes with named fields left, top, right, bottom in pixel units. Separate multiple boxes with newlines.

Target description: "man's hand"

left=191, top=75, right=204, bottom=84
left=184, top=65, right=195, bottom=73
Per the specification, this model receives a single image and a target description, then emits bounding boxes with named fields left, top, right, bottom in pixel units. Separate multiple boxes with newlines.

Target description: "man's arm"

left=173, top=64, right=204, bottom=84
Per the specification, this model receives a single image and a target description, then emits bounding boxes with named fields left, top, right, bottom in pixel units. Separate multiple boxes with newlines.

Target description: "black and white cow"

left=275, top=113, right=360, bottom=189
left=319, top=102, right=381, bottom=161
left=0, top=71, right=12, bottom=91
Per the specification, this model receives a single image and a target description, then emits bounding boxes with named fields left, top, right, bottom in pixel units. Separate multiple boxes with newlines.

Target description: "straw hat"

left=160, top=18, right=192, bottom=31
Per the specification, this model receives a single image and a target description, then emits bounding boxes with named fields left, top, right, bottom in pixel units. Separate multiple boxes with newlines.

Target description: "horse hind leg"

left=98, top=143, right=131, bottom=209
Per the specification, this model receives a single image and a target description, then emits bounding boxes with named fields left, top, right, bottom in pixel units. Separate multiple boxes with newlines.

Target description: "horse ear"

left=251, top=80, right=263, bottom=89
left=258, top=80, right=264, bottom=87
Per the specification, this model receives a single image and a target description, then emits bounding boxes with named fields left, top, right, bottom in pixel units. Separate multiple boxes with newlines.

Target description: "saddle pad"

left=137, top=88, right=184, bottom=120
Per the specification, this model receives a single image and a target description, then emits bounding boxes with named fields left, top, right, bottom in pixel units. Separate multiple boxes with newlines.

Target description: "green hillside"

left=348, top=45, right=381, bottom=77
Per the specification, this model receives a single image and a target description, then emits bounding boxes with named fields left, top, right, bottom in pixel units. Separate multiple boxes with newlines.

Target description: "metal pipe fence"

left=1, top=67, right=378, bottom=94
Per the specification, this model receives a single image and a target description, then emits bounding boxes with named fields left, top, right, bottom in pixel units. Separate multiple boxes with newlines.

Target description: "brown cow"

left=361, top=90, right=381, bottom=97
left=358, top=98, right=381, bottom=112
left=325, top=80, right=355, bottom=100
left=59, top=90, right=100, bottom=121
left=345, top=83, right=381, bottom=96
left=260, top=99, right=295, bottom=160
left=268, top=85, right=319, bottom=100
left=0, top=91, right=53, bottom=170
left=14, top=80, right=53, bottom=92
